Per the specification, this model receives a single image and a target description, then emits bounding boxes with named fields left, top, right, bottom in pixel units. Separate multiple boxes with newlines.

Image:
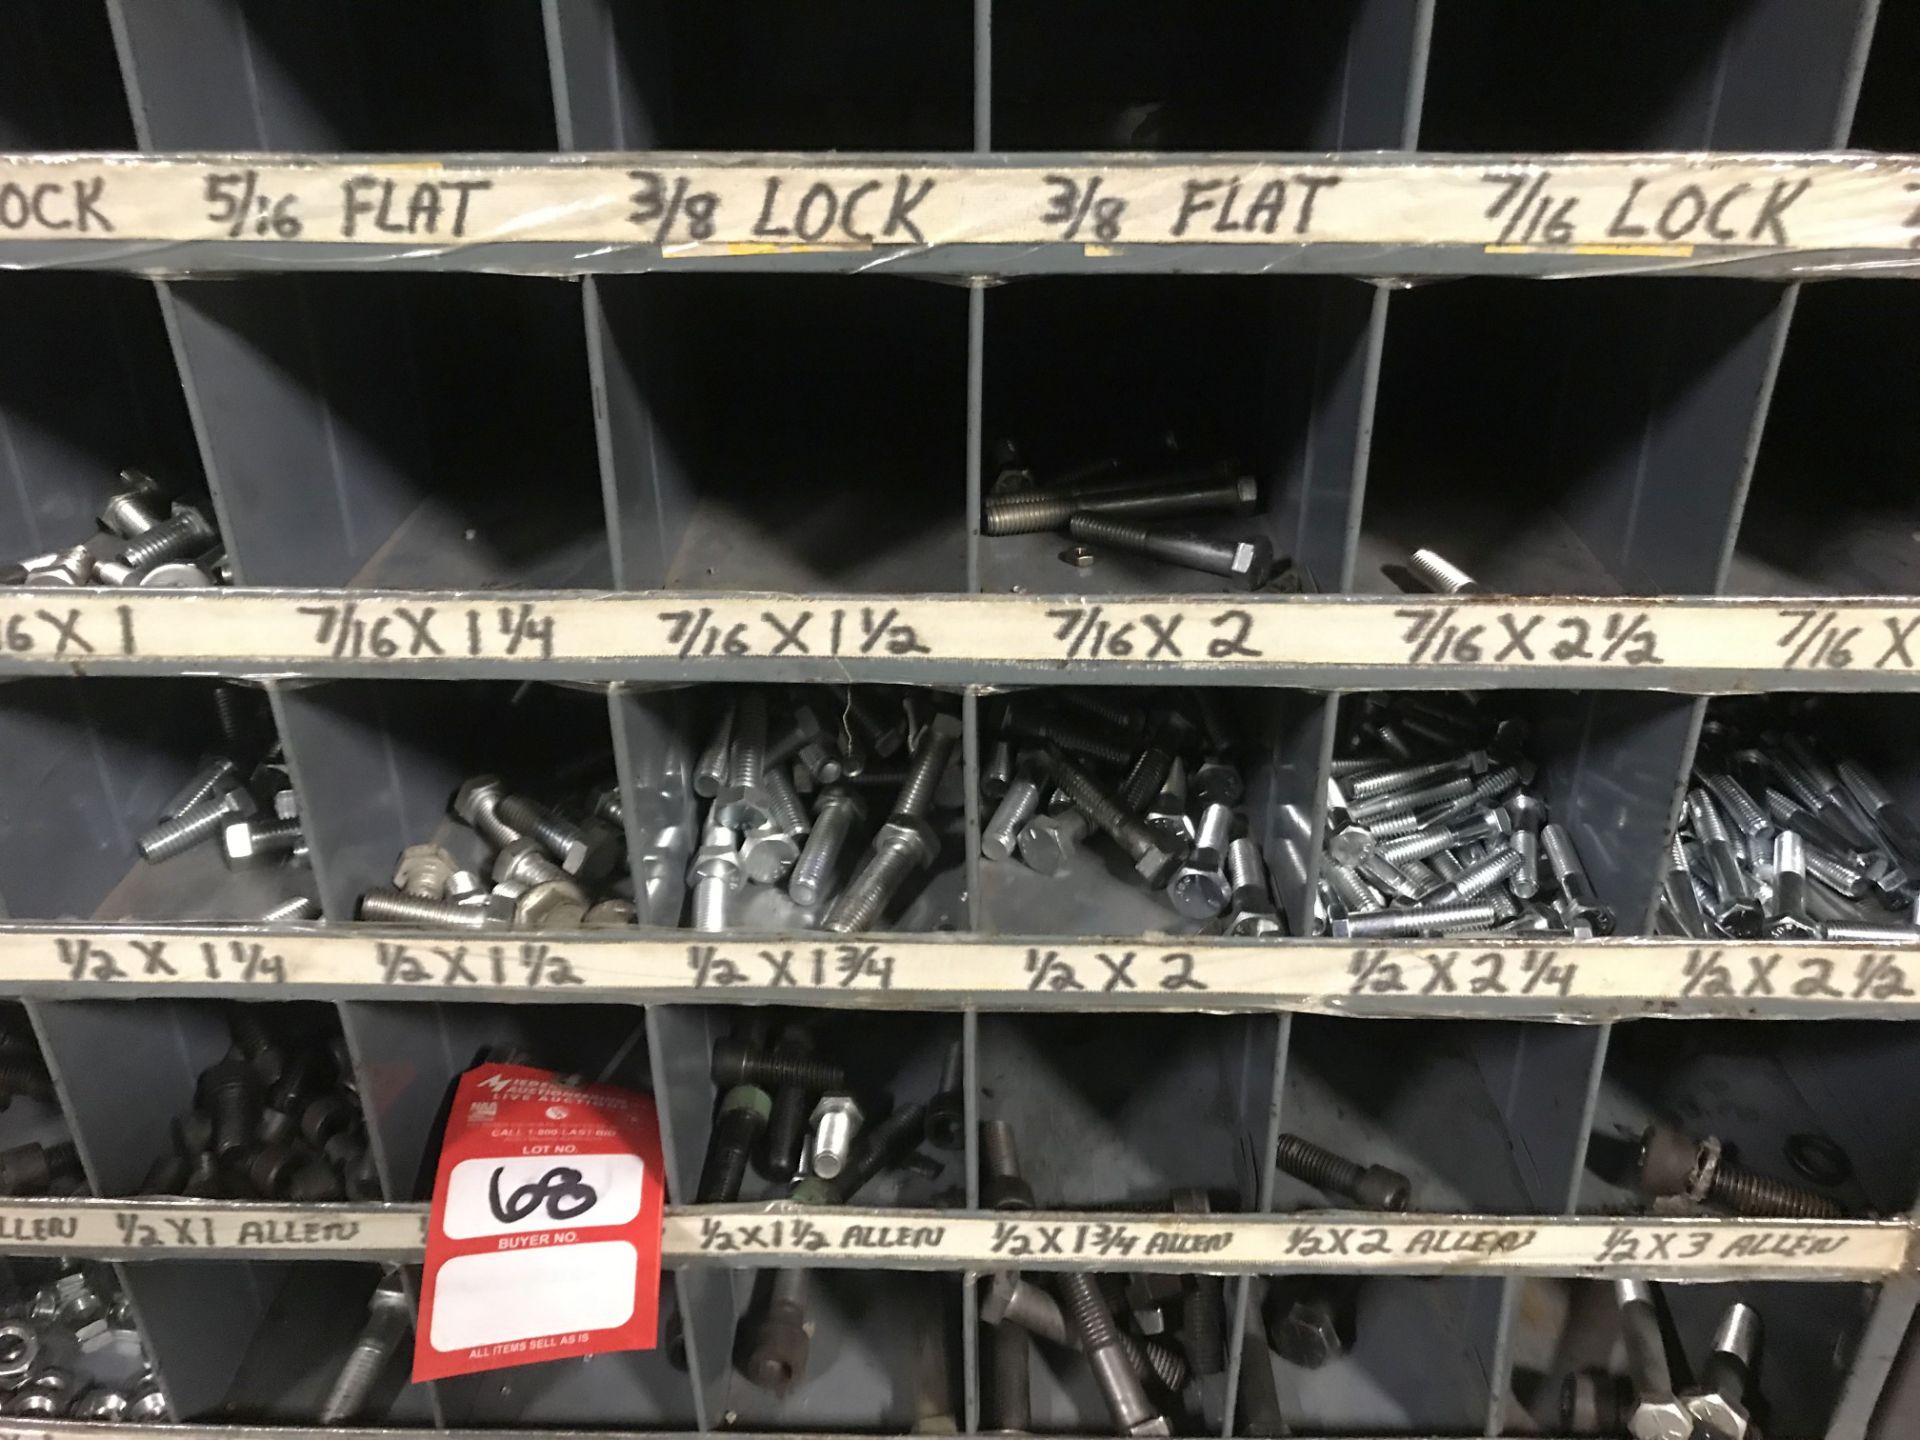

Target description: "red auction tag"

left=412, top=1064, right=664, bottom=1381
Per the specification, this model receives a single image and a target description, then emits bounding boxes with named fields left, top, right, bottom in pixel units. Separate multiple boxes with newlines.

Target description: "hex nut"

left=877, top=817, right=939, bottom=871
left=1228, top=537, right=1275, bottom=589
left=0, top=1324, right=38, bottom=1386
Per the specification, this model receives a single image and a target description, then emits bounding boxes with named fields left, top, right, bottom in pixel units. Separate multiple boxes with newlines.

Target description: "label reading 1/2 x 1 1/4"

left=5, top=592, right=1920, bottom=685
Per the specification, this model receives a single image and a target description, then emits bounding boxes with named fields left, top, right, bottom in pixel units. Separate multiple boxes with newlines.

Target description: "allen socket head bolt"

left=1636, top=1123, right=1844, bottom=1219
left=711, top=1037, right=847, bottom=1093
left=923, top=1042, right=965, bottom=1152
left=808, top=1094, right=863, bottom=1179
left=744, top=1268, right=812, bottom=1395
left=1407, top=547, right=1484, bottom=595
left=1056, top=1271, right=1170, bottom=1436
left=1049, top=751, right=1188, bottom=887
left=980, top=1119, right=1035, bottom=1210
left=697, top=1084, right=771, bottom=1202
left=1275, top=1132, right=1410, bottom=1211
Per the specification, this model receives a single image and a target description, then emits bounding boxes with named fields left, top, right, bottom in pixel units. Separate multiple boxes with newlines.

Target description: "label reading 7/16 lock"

left=413, top=1064, right=665, bottom=1381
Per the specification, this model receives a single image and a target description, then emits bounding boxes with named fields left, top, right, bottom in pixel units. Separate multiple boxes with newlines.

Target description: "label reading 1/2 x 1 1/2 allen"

left=413, top=1064, right=664, bottom=1382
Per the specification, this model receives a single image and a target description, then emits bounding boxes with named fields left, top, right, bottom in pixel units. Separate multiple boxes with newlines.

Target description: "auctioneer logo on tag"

left=413, top=1064, right=664, bottom=1381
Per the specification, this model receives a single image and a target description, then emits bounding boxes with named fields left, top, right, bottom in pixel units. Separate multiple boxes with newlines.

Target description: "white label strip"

left=0, top=1202, right=1902, bottom=1279
left=3, top=590, right=1920, bottom=680
left=0, top=153, right=1918, bottom=255
left=6, top=929, right=1919, bottom=1015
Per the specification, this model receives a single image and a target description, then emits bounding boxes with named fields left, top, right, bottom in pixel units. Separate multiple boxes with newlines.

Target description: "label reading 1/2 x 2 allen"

left=413, top=1064, right=664, bottom=1382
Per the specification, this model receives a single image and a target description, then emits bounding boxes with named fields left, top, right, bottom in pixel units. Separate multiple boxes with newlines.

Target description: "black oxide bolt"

left=832, top=1101, right=928, bottom=1201
left=924, top=1040, right=965, bottom=1152
left=697, top=1085, right=771, bottom=1203
left=1274, top=1132, right=1411, bottom=1211
left=759, top=1030, right=822, bottom=1184
left=1055, top=1271, right=1167, bottom=1435
left=197, top=1057, right=262, bottom=1160
left=981, top=1119, right=1035, bottom=1210
left=710, top=1036, right=846, bottom=1093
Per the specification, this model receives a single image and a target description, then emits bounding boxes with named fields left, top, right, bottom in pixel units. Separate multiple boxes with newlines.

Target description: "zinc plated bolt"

left=741, top=820, right=802, bottom=884
left=1613, top=1280, right=1691, bottom=1440
left=697, top=1085, right=771, bottom=1202
left=121, top=504, right=215, bottom=570
left=1541, top=823, right=1617, bottom=935
left=220, top=817, right=303, bottom=868
left=163, top=756, right=239, bottom=818
left=808, top=1094, right=863, bottom=1180
left=1701, top=772, right=1769, bottom=837
left=1428, top=845, right=1523, bottom=906
left=1324, top=861, right=1383, bottom=916
left=1332, top=899, right=1501, bottom=938
left=1225, top=837, right=1272, bottom=913
left=1049, top=751, right=1188, bottom=887
left=1660, top=837, right=1709, bottom=938
left=983, top=739, right=1016, bottom=802
left=763, top=763, right=812, bottom=837
left=198, top=1057, right=261, bottom=1160
left=1167, top=803, right=1234, bottom=919
left=983, top=470, right=1258, bottom=536
left=1064, top=513, right=1272, bottom=590
left=1055, top=1270, right=1170, bottom=1435
left=358, top=888, right=509, bottom=929
left=1637, top=1123, right=1843, bottom=1219
left=1275, top=1132, right=1410, bottom=1210
left=1144, top=757, right=1195, bottom=851
left=893, top=713, right=963, bottom=820
left=1685, top=1303, right=1761, bottom=1440
left=717, top=691, right=774, bottom=829
left=1407, top=548, right=1484, bottom=595
left=983, top=758, right=1048, bottom=862
left=688, top=826, right=744, bottom=932
left=453, top=775, right=524, bottom=850
left=1018, top=805, right=1092, bottom=876
left=493, top=838, right=579, bottom=894
left=496, top=794, right=619, bottom=882
left=1116, top=746, right=1174, bottom=815
left=138, top=788, right=256, bottom=863
left=1767, top=832, right=1820, bottom=939
left=1685, top=792, right=1763, bottom=937
left=821, top=818, right=939, bottom=933
left=100, top=483, right=164, bottom=539
left=790, top=787, right=866, bottom=907
left=318, top=1269, right=412, bottom=1424
left=694, top=702, right=735, bottom=798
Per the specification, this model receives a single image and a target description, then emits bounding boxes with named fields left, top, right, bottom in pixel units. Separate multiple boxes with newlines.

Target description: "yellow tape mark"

left=1485, top=243, right=1696, bottom=257
left=663, top=241, right=873, bottom=258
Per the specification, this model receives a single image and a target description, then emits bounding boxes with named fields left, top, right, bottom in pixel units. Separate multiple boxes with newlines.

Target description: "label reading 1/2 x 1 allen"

left=413, top=1064, right=664, bottom=1382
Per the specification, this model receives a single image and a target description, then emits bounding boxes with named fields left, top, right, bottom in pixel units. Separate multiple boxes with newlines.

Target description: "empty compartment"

left=163, top=273, right=607, bottom=590
left=0, top=1005, right=82, bottom=1198
left=981, top=277, right=1373, bottom=598
left=651, top=1006, right=964, bottom=1209
left=1581, top=1019, right=1920, bottom=1220
left=1277, top=1016, right=1602, bottom=1217
left=1421, top=1, right=1872, bottom=149
left=0, top=679, right=316, bottom=923
left=0, top=0, right=133, bottom=148
left=1247, top=1272, right=1504, bottom=1435
left=976, top=1013, right=1280, bottom=1212
left=272, top=679, right=624, bottom=925
left=1728, top=283, right=1920, bottom=596
left=1850, top=0, right=1920, bottom=150
left=1503, top=1276, right=1876, bottom=1440
left=32, top=998, right=368, bottom=1202
left=1360, top=279, right=1788, bottom=598
left=977, top=686, right=1324, bottom=938
left=111, top=0, right=556, bottom=151
left=558, top=0, right=971, bottom=149
left=710, top=1269, right=961, bottom=1431
left=122, top=1259, right=434, bottom=1424
left=992, top=0, right=1424, bottom=149
left=0, top=274, right=205, bottom=580
left=614, top=682, right=968, bottom=935
left=594, top=276, right=968, bottom=593
left=1321, top=690, right=1697, bottom=941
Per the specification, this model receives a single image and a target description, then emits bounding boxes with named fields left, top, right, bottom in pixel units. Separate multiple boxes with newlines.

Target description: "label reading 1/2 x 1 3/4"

left=5, top=592, right=1920, bottom=686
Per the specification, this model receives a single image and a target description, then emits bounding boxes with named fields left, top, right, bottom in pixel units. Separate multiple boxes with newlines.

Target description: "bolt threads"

left=1121, top=1331, right=1190, bottom=1391
left=991, top=1320, right=1032, bottom=1431
left=358, top=889, right=500, bottom=929
left=503, top=845, right=567, bottom=887
left=1686, top=790, right=1733, bottom=847
left=1433, top=846, right=1523, bottom=903
left=1054, top=1270, right=1121, bottom=1352
left=121, top=509, right=214, bottom=569
left=764, top=765, right=812, bottom=837
left=834, top=1101, right=928, bottom=1199
left=689, top=877, right=732, bottom=933
left=697, top=1098, right=768, bottom=1203
left=1836, top=757, right=1894, bottom=812
left=791, top=798, right=859, bottom=906
left=821, top=833, right=922, bottom=933
left=319, top=1300, right=409, bottom=1424
left=1348, top=757, right=1466, bottom=800
left=0, top=1060, right=55, bottom=1104
left=981, top=1119, right=1021, bottom=1182
left=730, top=692, right=768, bottom=790
left=496, top=795, right=580, bottom=859
left=1116, top=747, right=1173, bottom=815
left=695, top=703, right=735, bottom=797
left=138, top=796, right=237, bottom=862
left=1349, top=773, right=1472, bottom=823
left=983, top=771, right=1046, bottom=862
left=1378, top=825, right=1470, bottom=866
left=1325, top=862, right=1381, bottom=915
left=1708, top=1163, right=1845, bottom=1219
left=1408, top=548, right=1483, bottom=595
left=164, top=756, right=238, bottom=818
left=1226, top=836, right=1268, bottom=897
left=1049, top=753, right=1156, bottom=862
left=1337, top=900, right=1502, bottom=937
left=893, top=721, right=959, bottom=820
left=712, top=1040, right=847, bottom=1093
left=1275, top=1133, right=1364, bottom=1197
left=1702, top=773, right=1769, bottom=836
left=1805, top=847, right=1870, bottom=897
left=1065, top=512, right=1248, bottom=581
left=248, top=817, right=304, bottom=853
left=1183, top=1276, right=1227, bottom=1376
left=1007, top=712, right=1134, bottom=768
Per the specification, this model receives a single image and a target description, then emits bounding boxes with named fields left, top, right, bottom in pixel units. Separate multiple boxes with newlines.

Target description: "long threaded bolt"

left=984, top=471, right=1258, bottom=535
left=1661, top=837, right=1709, bottom=937
left=1225, top=837, right=1271, bottom=912
left=319, top=1270, right=412, bottom=1424
left=139, top=790, right=250, bottom=862
left=1348, top=773, right=1474, bottom=824
left=1325, top=862, right=1383, bottom=915
left=1820, top=921, right=1920, bottom=942
left=991, top=1318, right=1032, bottom=1432
left=1407, top=548, right=1484, bottom=595
left=1006, top=711, right=1134, bottom=768
left=1116, top=747, right=1174, bottom=815
left=893, top=714, right=962, bottom=820
left=730, top=691, right=768, bottom=791
left=1768, top=832, right=1818, bottom=937
left=1048, top=752, right=1187, bottom=879
left=694, top=703, right=735, bottom=798
left=1804, top=847, right=1871, bottom=898
left=983, top=761, right=1048, bottom=862
left=163, top=756, right=239, bottom=818
left=1055, top=1271, right=1168, bottom=1436
left=1701, top=772, right=1769, bottom=837
left=121, top=506, right=215, bottom=569
left=981, top=1118, right=1035, bottom=1210
left=1614, top=1279, right=1687, bottom=1435
left=1065, top=513, right=1272, bottom=589
left=358, top=889, right=506, bottom=929
left=711, top=1037, right=846, bottom=1093
left=1275, top=1133, right=1411, bottom=1210
left=790, top=788, right=864, bottom=907
left=822, top=821, right=936, bottom=933
left=831, top=1101, right=927, bottom=1201
left=1332, top=899, right=1499, bottom=937
left=744, top=1268, right=812, bottom=1395
left=496, top=796, right=592, bottom=867
left=1184, top=1276, right=1226, bottom=1377
left=1348, top=755, right=1478, bottom=801
left=1707, top=1160, right=1845, bottom=1219
left=764, top=765, right=812, bottom=837
left=1639, top=1124, right=1844, bottom=1219
left=1429, top=846, right=1523, bottom=905
left=1541, top=823, right=1618, bottom=934
left=760, top=1030, right=821, bottom=1184
left=697, top=1085, right=771, bottom=1202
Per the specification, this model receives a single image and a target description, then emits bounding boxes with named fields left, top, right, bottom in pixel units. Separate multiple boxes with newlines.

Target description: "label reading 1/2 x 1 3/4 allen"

left=413, top=1064, right=664, bottom=1382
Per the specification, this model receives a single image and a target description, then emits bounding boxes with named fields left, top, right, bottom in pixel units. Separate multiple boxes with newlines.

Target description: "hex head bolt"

left=717, top=690, right=774, bottom=828
left=697, top=1085, right=771, bottom=1202
left=821, top=818, right=939, bottom=933
left=1836, top=756, right=1920, bottom=858
left=221, top=816, right=303, bottom=868
left=1274, top=1133, right=1410, bottom=1210
left=1347, top=772, right=1474, bottom=826
left=1331, top=899, right=1500, bottom=938
left=763, top=763, right=812, bottom=838
left=319, top=1269, right=412, bottom=1424
left=1428, top=844, right=1524, bottom=906
left=358, top=888, right=507, bottom=929
left=789, top=788, right=866, bottom=907
left=100, top=486, right=164, bottom=539
left=1686, top=1302, right=1761, bottom=1440
left=892, top=712, right=962, bottom=821
left=1055, top=1270, right=1170, bottom=1435
left=688, top=825, right=744, bottom=932
left=138, top=788, right=255, bottom=862
left=983, top=759, right=1048, bottom=862
left=1064, top=513, right=1272, bottom=589
left=1019, top=805, right=1093, bottom=875
left=1049, top=751, right=1188, bottom=887
left=1637, top=1123, right=1844, bottom=1219
left=1660, top=836, right=1710, bottom=937
left=808, top=1094, right=863, bottom=1179
left=120, top=504, right=215, bottom=570
left=1225, top=837, right=1273, bottom=914
left=1610, top=1279, right=1694, bottom=1440
left=197, top=1058, right=262, bottom=1161
left=711, top=1037, right=847, bottom=1094
left=1407, top=548, right=1484, bottom=595
left=982, top=738, right=1016, bottom=802
left=163, top=756, right=240, bottom=819
left=452, top=775, right=524, bottom=850
left=1541, top=822, right=1618, bottom=935
left=1767, top=831, right=1821, bottom=939
left=1168, top=802, right=1234, bottom=918
left=1115, top=745, right=1174, bottom=816
left=694, top=701, right=735, bottom=798
left=496, top=794, right=617, bottom=882
left=984, top=471, right=1258, bottom=535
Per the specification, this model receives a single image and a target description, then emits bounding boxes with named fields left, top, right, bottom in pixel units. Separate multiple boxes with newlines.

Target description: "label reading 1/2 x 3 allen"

left=413, top=1065, right=665, bottom=1382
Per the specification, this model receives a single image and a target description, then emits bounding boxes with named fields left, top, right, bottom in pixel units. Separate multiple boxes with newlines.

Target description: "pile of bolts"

left=0, top=1263, right=166, bottom=1421
left=688, top=688, right=962, bottom=935
left=0, top=1025, right=82, bottom=1199
left=1320, top=696, right=1613, bottom=940
left=358, top=774, right=633, bottom=930
left=134, top=684, right=314, bottom=922
left=1663, top=710, right=1920, bottom=942
left=2, top=471, right=228, bottom=589
left=978, top=691, right=1283, bottom=935
left=985, top=447, right=1281, bottom=591
left=1560, top=1285, right=1764, bottom=1440
left=139, top=1009, right=378, bottom=1201
left=707, top=1020, right=963, bottom=1395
